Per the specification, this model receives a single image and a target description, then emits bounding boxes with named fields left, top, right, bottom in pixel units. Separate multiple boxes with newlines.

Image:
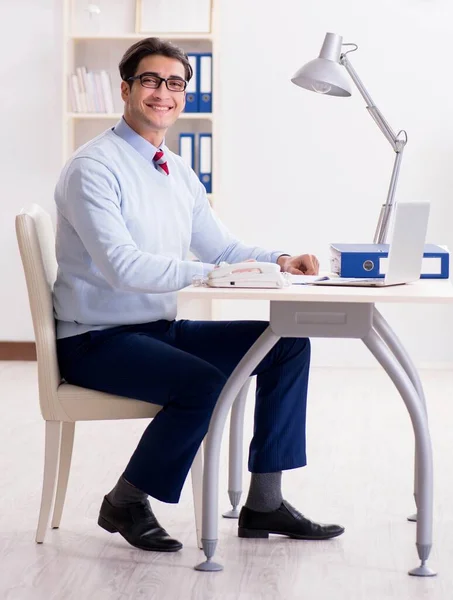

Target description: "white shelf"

left=67, top=112, right=213, bottom=120
left=71, top=33, right=213, bottom=41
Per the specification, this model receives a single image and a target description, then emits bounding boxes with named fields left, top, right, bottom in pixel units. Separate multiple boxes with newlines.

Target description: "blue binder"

left=184, top=54, right=199, bottom=112
left=198, top=53, right=212, bottom=113
left=178, top=133, right=195, bottom=169
left=330, top=243, right=450, bottom=279
left=198, top=133, right=212, bottom=193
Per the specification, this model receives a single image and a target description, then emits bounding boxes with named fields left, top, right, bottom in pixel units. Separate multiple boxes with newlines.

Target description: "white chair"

left=15, top=204, right=207, bottom=547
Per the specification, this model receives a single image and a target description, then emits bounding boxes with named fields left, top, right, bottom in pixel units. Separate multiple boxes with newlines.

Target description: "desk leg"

left=363, top=328, right=436, bottom=577
left=373, top=308, right=427, bottom=523
left=223, top=379, right=253, bottom=519
left=194, top=327, right=280, bottom=572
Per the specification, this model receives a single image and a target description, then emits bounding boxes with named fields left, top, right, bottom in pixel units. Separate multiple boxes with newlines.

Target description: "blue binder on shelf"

left=179, top=133, right=195, bottom=169
left=198, top=53, right=212, bottom=113
left=198, top=133, right=212, bottom=193
left=184, top=54, right=199, bottom=112
left=330, top=243, right=450, bottom=279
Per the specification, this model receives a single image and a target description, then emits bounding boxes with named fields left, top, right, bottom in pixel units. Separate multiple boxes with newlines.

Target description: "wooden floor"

left=1, top=361, right=452, bottom=600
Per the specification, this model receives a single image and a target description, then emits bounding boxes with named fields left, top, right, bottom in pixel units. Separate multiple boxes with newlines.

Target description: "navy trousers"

left=57, top=320, right=311, bottom=503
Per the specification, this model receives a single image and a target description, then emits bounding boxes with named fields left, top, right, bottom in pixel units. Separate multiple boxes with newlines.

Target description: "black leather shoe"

left=98, top=496, right=183, bottom=552
left=238, top=500, right=345, bottom=540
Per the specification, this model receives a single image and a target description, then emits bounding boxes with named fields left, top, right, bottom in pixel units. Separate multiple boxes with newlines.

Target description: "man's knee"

left=277, top=336, right=310, bottom=360
left=203, top=368, right=228, bottom=396
left=187, top=366, right=227, bottom=410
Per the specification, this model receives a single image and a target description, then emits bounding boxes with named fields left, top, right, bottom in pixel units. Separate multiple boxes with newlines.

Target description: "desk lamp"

left=291, top=32, right=407, bottom=244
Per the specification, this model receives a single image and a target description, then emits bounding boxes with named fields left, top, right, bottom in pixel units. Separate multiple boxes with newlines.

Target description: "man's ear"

left=120, top=80, right=130, bottom=102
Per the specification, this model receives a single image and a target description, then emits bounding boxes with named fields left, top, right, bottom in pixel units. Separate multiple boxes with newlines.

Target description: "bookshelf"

left=63, top=0, right=217, bottom=206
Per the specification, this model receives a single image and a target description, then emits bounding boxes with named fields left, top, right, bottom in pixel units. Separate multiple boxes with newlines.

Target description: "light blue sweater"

left=53, top=118, right=285, bottom=339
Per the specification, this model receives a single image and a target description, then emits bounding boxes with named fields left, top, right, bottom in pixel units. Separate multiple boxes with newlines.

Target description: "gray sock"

left=106, top=475, right=148, bottom=507
left=244, top=472, right=283, bottom=512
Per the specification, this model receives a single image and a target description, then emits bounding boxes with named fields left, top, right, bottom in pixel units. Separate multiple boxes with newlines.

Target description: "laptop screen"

left=385, top=202, right=430, bottom=285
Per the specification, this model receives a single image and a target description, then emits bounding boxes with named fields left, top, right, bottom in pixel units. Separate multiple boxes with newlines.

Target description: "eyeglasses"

left=127, top=72, right=187, bottom=92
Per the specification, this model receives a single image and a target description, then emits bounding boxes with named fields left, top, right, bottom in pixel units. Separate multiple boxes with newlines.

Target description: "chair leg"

left=191, top=444, right=204, bottom=549
left=36, top=421, right=61, bottom=544
left=51, top=421, right=75, bottom=529
left=223, top=378, right=252, bottom=519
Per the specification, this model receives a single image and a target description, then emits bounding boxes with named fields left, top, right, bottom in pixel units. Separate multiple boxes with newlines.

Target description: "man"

left=54, top=37, right=344, bottom=552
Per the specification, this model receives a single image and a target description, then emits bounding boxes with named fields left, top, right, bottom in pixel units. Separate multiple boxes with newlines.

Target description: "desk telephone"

left=207, top=261, right=290, bottom=288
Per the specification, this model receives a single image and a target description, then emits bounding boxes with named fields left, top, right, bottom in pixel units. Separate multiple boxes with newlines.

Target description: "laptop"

left=314, top=202, right=430, bottom=287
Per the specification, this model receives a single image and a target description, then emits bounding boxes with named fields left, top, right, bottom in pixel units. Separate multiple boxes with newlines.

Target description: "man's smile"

left=145, top=103, right=173, bottom=113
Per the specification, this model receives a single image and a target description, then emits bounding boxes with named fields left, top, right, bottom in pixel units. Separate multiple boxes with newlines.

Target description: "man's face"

left=121, top=54, right=186, bottom=138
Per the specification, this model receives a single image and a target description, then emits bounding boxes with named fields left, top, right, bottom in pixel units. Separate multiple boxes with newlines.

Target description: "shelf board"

left=67, top=112, right=213, bottom=120
left=71, top=33, right=213, bottom=41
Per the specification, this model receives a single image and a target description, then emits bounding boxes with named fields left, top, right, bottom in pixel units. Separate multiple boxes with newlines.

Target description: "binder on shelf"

left=330, top=243, right=450, bottom=279
left=198, top=133, right=212, bottom=193
left=100, top=70, right=115, bottom=114
left=179, top=133, right=195, bottom=169
left=198, top=53, right=212, bottom=113
left=185, top=54, right=199, bottom=112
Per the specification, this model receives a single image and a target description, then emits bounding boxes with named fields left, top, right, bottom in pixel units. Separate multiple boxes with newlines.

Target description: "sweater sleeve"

left=59, top=157, right=204, bottom=293
left=190, top=176, right=286, bottom=265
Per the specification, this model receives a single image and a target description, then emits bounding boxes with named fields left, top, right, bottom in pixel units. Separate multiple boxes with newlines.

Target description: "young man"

left=54, top=38, right=344, bottom=552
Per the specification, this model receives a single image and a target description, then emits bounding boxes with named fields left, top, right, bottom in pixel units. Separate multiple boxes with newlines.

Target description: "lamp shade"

left=291, top=33, right=352, bottom=97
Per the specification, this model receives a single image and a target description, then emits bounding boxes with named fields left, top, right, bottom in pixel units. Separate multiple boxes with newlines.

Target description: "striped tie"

left=153, top=150, right=169, bottom=175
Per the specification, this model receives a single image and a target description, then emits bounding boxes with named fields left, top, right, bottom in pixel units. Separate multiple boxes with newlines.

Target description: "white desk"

left=179, top=279, right=453, bottom=576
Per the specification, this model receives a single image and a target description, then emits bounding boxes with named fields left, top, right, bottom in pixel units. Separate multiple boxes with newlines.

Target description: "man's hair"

left=119, top=37, right=193, bottom=85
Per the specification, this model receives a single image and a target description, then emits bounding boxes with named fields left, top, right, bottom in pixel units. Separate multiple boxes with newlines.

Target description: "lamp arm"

left=341, top=54, right=403, bottom=150
left=340, top=53, right=408, bottom=243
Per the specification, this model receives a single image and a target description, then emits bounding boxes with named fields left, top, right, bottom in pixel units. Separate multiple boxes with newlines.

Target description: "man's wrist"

left=277, top=254, right=290, bottom=270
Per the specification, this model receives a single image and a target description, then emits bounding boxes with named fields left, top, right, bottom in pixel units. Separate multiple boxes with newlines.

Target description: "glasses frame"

left=127, top=72, right=187, bottom=92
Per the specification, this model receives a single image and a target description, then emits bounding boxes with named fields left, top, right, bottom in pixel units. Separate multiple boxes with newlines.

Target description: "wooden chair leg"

left=51, top=422, right=75, bottom=529
left=190, top=444, right=204, bottom=549
left=36, top=421, right=61, bottom=543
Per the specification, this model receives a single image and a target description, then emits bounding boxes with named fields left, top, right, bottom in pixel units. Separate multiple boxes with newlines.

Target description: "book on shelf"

left=68, top=67, right=114, bottom=114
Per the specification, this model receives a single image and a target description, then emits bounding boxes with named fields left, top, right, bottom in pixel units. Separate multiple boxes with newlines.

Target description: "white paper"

left=290, top=275, right=330, bottom=285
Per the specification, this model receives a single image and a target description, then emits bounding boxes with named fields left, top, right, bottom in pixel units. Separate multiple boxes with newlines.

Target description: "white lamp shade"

left=291, top=33, right=352, bottom=97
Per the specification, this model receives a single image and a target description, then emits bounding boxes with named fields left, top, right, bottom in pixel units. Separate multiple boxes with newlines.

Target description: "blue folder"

left=179, top=133, right=195, bottom=169
left=184, top=54, right=199, bottom=112
left=198, top=53, right=212, bottom=113
left=330, top=243, right=450, bottom=279
left=198, top=133, right=212, bottom=193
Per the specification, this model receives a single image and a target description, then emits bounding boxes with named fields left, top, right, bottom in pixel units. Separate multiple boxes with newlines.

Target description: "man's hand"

left=277, top=254, right=320, bottom=275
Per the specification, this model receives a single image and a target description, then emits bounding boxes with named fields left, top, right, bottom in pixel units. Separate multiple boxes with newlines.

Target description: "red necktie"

left=153, top=150, right=169, bottom=176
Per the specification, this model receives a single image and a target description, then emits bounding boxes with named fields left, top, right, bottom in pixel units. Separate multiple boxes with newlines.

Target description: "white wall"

left=0, top=0, right=62, bottom=340
left=214, top=0, right=453, bottom=367
left=1, top=0, right=453, bottom=367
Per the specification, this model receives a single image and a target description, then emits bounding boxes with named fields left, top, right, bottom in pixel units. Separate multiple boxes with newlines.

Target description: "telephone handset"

left=207, top=261, right=290, bottom=288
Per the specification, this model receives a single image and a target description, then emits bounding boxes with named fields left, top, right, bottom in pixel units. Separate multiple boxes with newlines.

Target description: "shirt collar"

left=113, top=117, right=165, bottom=163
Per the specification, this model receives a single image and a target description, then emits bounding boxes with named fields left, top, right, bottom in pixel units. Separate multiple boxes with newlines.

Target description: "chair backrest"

left=15, top=204, right=64, bottom=420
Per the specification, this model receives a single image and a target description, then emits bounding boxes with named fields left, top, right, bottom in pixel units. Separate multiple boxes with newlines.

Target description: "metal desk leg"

left=223, top=378, right=252, bottom=519
left=363, top=329, right=436, bottom=577
left=373, top=308, right=427, bottom=523
left=194, top=327, right=280, bottom=572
